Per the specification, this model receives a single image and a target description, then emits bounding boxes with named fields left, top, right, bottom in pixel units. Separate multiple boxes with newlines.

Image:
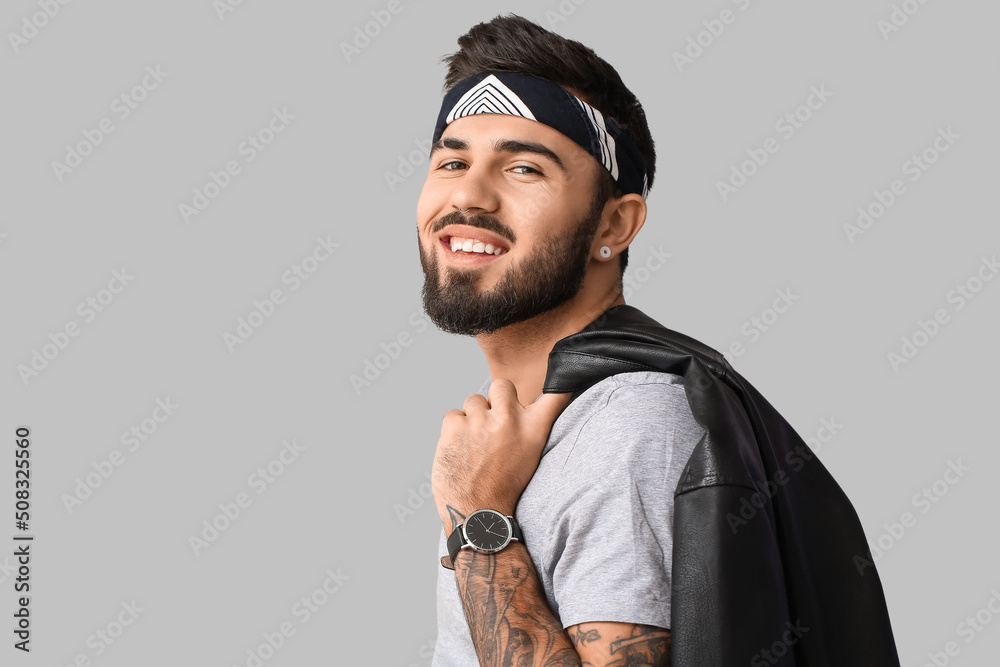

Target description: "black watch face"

left=464, top=510, right=512, bottom=552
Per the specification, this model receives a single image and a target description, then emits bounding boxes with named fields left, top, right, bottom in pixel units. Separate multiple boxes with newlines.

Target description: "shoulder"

left=551, top=370, right=705, bottom=467
left=567, top=370, right=701, bottom=436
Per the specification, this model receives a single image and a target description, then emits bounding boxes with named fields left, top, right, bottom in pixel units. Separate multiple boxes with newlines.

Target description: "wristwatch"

left=442, top=509, right=524, bottom=570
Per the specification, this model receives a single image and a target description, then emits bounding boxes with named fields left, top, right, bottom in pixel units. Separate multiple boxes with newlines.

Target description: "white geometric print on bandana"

left=446, top=74, right=537, bottom=124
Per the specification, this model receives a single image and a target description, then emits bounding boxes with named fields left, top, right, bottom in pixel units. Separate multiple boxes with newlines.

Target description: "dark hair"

left=440, top=13, right=655, bottom=277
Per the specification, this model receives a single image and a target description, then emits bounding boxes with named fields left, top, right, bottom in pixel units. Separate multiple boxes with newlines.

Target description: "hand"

left=431, top=379, right=573, bottom=531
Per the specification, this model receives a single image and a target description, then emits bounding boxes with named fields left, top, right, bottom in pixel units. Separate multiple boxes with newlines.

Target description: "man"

left=416, top=14, right=686, bottom=666
left=416, top=14, right=905, bottom=667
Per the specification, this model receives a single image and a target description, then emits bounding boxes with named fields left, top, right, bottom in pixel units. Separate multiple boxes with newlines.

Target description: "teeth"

left=449, top=236, right=506, bottom=255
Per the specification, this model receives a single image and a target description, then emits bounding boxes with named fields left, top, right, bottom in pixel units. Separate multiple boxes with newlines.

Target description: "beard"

left=417, top=191, right=605, bottom=336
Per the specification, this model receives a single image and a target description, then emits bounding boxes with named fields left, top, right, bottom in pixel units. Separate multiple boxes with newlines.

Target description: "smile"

left=440, top=236, right=508, bottom=263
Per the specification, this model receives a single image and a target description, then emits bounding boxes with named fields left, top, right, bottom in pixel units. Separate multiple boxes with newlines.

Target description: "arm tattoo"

left=455, top=544, right=581, bottom=667
left=569, top=624, right=671, bottom=667
left=449, top=519, right=671, bottom=667
left=445, top=504, right=467, bottom=534
left=568, top=628, right=601, bottom=648
left=607, top=626, right=671, bottom=667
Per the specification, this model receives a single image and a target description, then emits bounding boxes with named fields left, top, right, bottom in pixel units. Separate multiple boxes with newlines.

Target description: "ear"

left=592, top=193, right=647, bottom=258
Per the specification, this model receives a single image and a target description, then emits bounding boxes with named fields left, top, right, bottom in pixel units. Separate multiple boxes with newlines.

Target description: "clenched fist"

left=431, top=378, right=574, bottom=532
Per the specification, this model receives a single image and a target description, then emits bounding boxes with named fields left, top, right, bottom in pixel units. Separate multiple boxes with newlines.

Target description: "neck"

left=475, top=283, right=626, bottom=407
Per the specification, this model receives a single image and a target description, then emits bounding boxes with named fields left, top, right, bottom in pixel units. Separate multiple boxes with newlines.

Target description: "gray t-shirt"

left=431, top=370, right=706, bottom=666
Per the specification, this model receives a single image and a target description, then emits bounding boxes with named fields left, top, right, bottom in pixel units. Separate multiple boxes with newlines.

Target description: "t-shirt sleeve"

left=547, top=377, right=705, bottom=630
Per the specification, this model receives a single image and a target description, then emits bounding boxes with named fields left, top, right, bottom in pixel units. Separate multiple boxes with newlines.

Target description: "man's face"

left=415, top=113, right=607, bottom=336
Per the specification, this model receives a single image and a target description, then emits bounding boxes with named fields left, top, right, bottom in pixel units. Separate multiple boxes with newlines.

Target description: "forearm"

left=452, top=541, right=580, bottom=667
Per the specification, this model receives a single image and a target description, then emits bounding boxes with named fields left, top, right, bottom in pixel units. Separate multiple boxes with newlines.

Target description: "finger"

left=462, top=392, right=489, bottom=414
left=486, top=378, right=520, bottom=410
left=527, top=391, right=574, bottom=422
left=439, top=408, right=467, bottom=433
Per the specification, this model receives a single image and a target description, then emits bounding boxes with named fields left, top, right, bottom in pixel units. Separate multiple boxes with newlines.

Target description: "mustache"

left=432, top=210, right=517, bottom=245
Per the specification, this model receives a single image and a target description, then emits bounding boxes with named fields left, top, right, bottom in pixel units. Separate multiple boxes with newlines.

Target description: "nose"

left=449, top=163, right=499, bottom=215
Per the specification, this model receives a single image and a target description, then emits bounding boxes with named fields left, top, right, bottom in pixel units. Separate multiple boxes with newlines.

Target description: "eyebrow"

left=429, top=136, right=567, bottom=172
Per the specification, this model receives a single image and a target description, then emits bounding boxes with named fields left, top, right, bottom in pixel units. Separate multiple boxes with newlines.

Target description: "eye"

left=438, top=160, right=466, bottom=171
left=510, top=165, right=543, bottom=176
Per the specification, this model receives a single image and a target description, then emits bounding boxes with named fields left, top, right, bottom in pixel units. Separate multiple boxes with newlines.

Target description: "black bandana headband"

left=432, top=72, right=649, bottom=199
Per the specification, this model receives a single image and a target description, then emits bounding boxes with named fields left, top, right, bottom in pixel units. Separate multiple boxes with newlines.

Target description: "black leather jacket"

left=543, top=304, right=901, bottom=666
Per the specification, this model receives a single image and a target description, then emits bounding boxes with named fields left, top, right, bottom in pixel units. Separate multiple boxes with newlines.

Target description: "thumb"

left=528, top=390, right=574, bottom=422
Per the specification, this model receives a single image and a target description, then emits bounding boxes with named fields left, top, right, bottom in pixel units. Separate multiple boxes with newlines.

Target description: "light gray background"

left=2, top=1, right=998, bottom=665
